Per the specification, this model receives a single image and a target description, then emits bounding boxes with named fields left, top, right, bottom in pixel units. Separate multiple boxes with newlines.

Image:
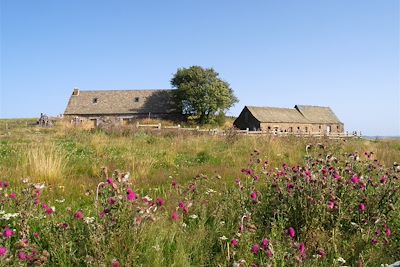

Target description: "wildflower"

left=3, top=227, right=14, bottom=238
left=287, top=183, right=294, bottom=190
left=375, top=229, right=381, bottom=236
left=298, top=243, right=305, bottom=255
left=171, top=180, right=177, bottom=189
left=33, top=232, right=40, bottom=239
left=108, top=197, right=116, bottom=205
left=328, top=201, right=335, bottom=209
left=358, top=203, right=366, bottom=212
left=317, top=248, right=326, bottom=258
left=351, top=175, right=360, bottom=184
left=74, top=210, right=84, bottom=220
left=18, top=251, right=27, bottom=261
left=251, top=244, right=260, bottom=254
left=106, top=178, right=113, bottom=184
left=0, top=247, right=7, bottom=256
left=250, top=191, right=257, bottom=201
left=261, top=238, right=269, bottom=249
left=266, top=249, right=273, bottom=257
left=171, top=211, right=180, bottom=221
left=371, top=239, right=378, bottom=245
left=219, top=236, right=228, bottom=241
left=112, top=259, right=120, bottom=267
left=380, top=176, right=388, bottom=184
left=189, top=214, right=198, bottom=219
left=9, top=192, right=16, bottom=199
left=156, top=197, right=165, bottom=206
left=127, top=188, right=137, bottom=202
left=179, top=202, right=189, bottom=214
left=287, top=227, right=296, bottom=238
left=231, top=239, right=239, bottom=247
left=333, top=173, right=341, bottom=181
left=84, top=217, right=95, bottom=224
left=385, top=227, right=392, bottom=237
left=46, top=207, right=54, bottom=215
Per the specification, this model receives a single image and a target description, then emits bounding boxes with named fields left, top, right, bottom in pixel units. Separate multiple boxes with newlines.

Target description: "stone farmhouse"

left=64, top=88, right=180, bottom=126
left=234, top=105, right=344, bottom=134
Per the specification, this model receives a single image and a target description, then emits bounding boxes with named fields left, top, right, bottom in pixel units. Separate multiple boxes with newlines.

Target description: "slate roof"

left=64, top=89, right=178, bottom=115
left=245, top=105, right=342, bottom=124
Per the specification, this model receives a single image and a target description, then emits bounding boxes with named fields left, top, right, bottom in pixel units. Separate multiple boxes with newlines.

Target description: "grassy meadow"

left=0, top=119, right=399, bottom=266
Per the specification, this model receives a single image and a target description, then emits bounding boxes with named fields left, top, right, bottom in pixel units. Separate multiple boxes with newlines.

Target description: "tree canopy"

left=171, top=66, right=238, bottom=124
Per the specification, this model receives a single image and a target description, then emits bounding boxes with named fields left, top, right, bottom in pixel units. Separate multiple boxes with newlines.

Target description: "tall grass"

left=20, top=143, right=67, bottom=183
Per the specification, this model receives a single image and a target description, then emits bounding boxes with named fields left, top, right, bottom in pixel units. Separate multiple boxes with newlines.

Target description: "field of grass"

left=0, top=119, right=399, bottom=266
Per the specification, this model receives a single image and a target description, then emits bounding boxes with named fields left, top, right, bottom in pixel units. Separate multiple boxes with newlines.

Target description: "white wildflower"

left=220, top=221, right=225, bottom=225
left=189, top=214, right=198, bottom=219
left=2, top=213, right=19, bottom=220
left=34, top=183, right=46, bottom=190
left=219, top=236, right=228, bottom=241
left=84, top=217, right=95, bottom=224
left=181, top=223, right=187, bottom=228
left=55, top=199, right=65, bottom=203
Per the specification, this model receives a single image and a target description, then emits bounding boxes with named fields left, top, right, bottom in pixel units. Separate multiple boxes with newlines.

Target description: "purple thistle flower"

left=74, top=210, right=84, bottom=220
left=18, top=251, right=26, bottom=261
left=351, top=175, right=360, bottom=184
left=156, top=197, right=165, bottom=206
left=251, top=244, right=260, bottom=254
left=3, top=227, right=13, bottom=238
left=261, top=238, right=269, bottom=249
left=171, top=211, right=180, bottom=221
left=358, top=203, right=366, bottom=212
left=231, top=239, right=239, bottom=247
left=0, top=247, right=7, bottom=256
left=298, top=243, right=305, bottom=255
left=250, top=191, right=257, bottom=201
left=287, top=227, right=296, bottom=238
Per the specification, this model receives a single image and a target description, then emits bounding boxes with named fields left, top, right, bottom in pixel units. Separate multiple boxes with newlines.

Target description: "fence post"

left=136, top=121, right=140, bottom=128
left=158, top=123, right=161, bottom=130
left=196, top=126, right=199, bottom=131
left=246, top=128, right=249, bottom=135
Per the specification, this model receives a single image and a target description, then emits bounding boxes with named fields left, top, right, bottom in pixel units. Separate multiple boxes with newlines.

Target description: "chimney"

left=73, top=87, right=80, bottom=96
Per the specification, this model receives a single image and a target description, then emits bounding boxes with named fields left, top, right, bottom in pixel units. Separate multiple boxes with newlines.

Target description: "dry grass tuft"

left=21, top=143, right=67, bottom=183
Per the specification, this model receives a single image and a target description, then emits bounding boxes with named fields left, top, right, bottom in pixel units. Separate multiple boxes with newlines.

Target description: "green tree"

left=171, top=66, right=238, bottom=124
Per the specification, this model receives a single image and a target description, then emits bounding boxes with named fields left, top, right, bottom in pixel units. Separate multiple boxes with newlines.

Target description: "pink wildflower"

left=106, top=178, right=113, bottom=184
left=333, top=173, right=341, bottom=181
left=0, top=247, right=7, bottom=256
left=380, top=176, right=387, bottom=184
left=298, top=243, right=305, bottom=255
left=231, top=239, right=239, bottom=247
left=171, top=180, right=177, bottom=189
left=287, top=183, right=294, bottom=190
left=46, top=207, right=54, bottom=215
left=251, top=244, right=260, bottom=254
left=156, top=197, right=165, bottom=206
left=171, top=211, right=180, bottom=221
left=385, top=227, right=392, bottom=237
left=3, top=227, right=13, bottom=238
left=317, top=248, right=326, bottom=258
left=179, top=202, right=189, bottom=214
left=18, top=251, right=26, bottom=261
left=266, top=249, right=273, bottom=257
left=74, top=210, right=84, bottom=220
left=375, top=229, right=381, bottom=236
left=351, top=175, right=360, bottom=184
left=250, top=191, right=257, bottom=201
left=9, top=192, right=16, bottom=199
left=261, top=238, right=269, bottom=249
left=108, top=197, right=116, bottom=205
left=327, top=201, right=335, bottom=209
left=127, top=188, right=137, bottom=201
left=358, top=203, right=366, bottom=212
left=287, top=227, right=296, bottom=238
left=371, top=239, right=378, bottom=245
left=112, top=259, right=120, bottom=267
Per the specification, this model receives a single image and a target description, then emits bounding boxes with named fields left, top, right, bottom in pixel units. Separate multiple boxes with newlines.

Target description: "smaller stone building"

left=234, top=105, right=344, bottom=134
left=64, top=88, right=181, bottom=126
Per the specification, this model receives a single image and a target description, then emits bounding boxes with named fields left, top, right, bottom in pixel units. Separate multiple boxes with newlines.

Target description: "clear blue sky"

left=1, top=0, right=399, bottom=136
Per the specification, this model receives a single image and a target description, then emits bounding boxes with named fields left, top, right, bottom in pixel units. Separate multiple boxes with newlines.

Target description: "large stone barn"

left=64, top=88, right=180, bottom=126
left=234, top=105, right=344, bottom=134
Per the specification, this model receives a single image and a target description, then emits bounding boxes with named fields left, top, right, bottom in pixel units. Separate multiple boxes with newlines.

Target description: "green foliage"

left=171, top=66, right=238, bottom=124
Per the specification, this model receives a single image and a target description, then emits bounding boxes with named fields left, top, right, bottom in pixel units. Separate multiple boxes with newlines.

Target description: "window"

left=305, top=127, right=308, bottom=132
left=92, top=98, right=98, bottom=104
left=134, top=97, right=140, bottom=102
